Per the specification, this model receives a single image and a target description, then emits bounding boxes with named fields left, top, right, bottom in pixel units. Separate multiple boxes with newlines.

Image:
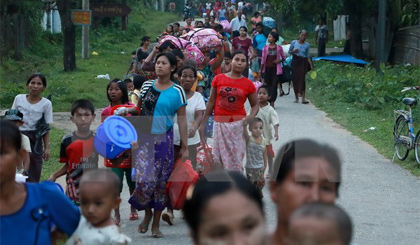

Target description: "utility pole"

left=376, top=0, right=386, bottom=72
left=82, top=0, right=89, bottom=59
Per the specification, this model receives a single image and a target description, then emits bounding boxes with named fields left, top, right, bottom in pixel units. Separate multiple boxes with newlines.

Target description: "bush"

left=311, top=62, right=420, bottom=111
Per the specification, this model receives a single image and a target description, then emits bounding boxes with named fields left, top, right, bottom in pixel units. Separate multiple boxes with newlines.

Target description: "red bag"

left=196, top=136, right=214, bottom=175
left=166, top=159, right=199, bottom=210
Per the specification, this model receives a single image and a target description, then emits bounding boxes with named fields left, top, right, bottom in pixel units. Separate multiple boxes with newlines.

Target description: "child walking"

left=101, top=79, right=138, bottom=225
left=66, top=169, right=131, bottom=244
left=250, top=85, right=279, bottom=179
left=48, top=99, right=98, bottom=205
left=3, top=109, right=31, bottom=174
left=244, top=117, right=268, bottom=198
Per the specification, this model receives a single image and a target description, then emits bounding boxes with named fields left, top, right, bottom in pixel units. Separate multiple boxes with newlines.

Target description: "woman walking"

left=260, top=32, right=286, bottom=106
left=12, top=73, right=53, bottom=182
left=201, top=50, right=259, bottom=171
left=127, top=53, right=188, bottom=238
left=288, top=30, right=314, bottom=104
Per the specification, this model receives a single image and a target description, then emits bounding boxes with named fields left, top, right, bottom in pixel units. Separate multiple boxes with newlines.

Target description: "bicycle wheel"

left=394, top=115, right=410, bottom=160
left=414, top=131, right=420, bottom=164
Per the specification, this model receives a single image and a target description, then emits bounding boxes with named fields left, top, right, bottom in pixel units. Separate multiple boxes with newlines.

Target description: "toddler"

left=252, top=85, right=279, bottom=179
left=67, top=169, right=131, bottom=244
left=244, top=117, right=268, bottom=198
left=287, top=203, right=353, bottom=245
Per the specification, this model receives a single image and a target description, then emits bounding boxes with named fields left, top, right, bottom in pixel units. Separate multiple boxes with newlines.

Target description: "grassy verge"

left=0, top=6, right=180, bottom=112
left=307, top=61, right=420, bottom=176
left=0, top=6, right=180, bottom=180
left=41, top=126, right=67, bottom=181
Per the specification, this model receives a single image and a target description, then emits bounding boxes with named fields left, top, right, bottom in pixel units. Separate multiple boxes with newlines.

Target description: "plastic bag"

left=166, top=159, right=199, bottom=210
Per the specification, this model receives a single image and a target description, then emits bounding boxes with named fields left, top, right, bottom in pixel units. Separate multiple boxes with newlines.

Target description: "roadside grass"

left=0, top=6, right=180, bottom=112
left=0, top=6, right=180, bottom=180
left=40, top=126, right=66, bottom=180
left=307, top=61, right=420, bottom=176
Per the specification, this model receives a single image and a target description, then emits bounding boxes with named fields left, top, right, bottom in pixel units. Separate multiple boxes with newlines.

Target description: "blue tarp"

left=313, top=55, right=369, bottom=65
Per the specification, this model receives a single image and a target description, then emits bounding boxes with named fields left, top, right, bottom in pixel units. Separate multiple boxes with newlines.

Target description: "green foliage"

left=41, top=126, right=66, bottom=181
left=307, top=62, right=420, bottom=175
left=310, top=61, right=420, bottom=110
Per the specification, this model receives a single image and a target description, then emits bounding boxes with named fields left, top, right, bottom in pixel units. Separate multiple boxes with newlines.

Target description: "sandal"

left=129, top=212, right=139, bottom=221
left=138, top=222, right=150, bottom=234
left=302, top=100, right=310, bottom=104
left=162, top=212, right=174, bottom=226
left=152, top=230, right=164, bottom=238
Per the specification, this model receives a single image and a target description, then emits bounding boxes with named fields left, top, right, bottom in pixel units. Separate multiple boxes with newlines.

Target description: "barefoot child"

left=101, top=79, right=138, bottom=225
left=287, top=203, right=353, bottom=245
left=249, top=85, right=279, bottom=178
left=66, top=169, right=131, bottom=244
left=48, top=99, right=98, bottom=205
left=244, top=117, right=268, bottom=198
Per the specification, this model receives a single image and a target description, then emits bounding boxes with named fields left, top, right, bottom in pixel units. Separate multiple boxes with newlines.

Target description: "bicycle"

left=393, top=86, right=420, bottom=164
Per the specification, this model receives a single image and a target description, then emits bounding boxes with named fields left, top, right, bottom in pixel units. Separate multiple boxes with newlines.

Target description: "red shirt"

left=212, top=74, right=256, bottom=122
left=232, top=37, right=252, bottom=56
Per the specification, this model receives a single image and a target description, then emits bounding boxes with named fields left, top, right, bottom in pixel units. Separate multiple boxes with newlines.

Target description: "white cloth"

left=11, top=94, right=53, bottom=131
left=249, top=102, right=279, bottom=142
left=206, top=2, right=212, bottom=9
left=66, top=216, right=131, bottom=245
left=230, top=17, right=247, bottom=32
left=238, top=1, right=244, bottom=10
left=174, top=92, right=206, bottom=146
left=21, top=134, right=31, bottom=153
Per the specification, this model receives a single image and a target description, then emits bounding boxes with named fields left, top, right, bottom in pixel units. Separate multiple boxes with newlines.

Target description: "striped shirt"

left=139, top=80, right=187, bottom=134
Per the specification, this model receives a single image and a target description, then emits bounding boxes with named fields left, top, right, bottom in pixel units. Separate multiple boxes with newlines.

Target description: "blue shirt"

left=0, top=182, right=80, bottom=245
left=253, top=33, right=267, bottom=51
left=140, top=80, right=187, bottom=134
left=289, top=40, right=310, bottom=58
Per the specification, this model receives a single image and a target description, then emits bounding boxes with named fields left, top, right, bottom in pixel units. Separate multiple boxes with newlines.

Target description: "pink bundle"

left=220, top=20, right=232, bottom=33
left=181, top=28, right=223, bottom=52
left=159, top=35, right=205, bottom=67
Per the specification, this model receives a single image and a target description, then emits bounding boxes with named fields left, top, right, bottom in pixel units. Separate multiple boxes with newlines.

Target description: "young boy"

left=3, top=109, right=31, bottom=175
left=48, top=99, right=98, bottom=205
left=243, top=117, right=268, bottom=198
left=66, top=169, right=131, bottom=244
left=288, top=203, right=353, bottom=245
left=250, top=85, right=279, bottom=179
left=221, top=51, right=232, bottom=73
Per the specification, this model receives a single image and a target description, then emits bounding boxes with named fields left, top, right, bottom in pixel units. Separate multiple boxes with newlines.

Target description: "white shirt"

left=230, top=16, right=247, bottom=32
left=249, top=102, right=280, bottom=142
left=66, top=216, right=131, bottom=245
left=12, top=94, right=53, bottom=131
left=174, top=92, right=206, bottom=146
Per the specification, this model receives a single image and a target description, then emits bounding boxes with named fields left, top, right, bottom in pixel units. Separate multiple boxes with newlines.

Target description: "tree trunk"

left=345, top=0, right=364, bottom=58
left=57, top=0, right=76, bottom=71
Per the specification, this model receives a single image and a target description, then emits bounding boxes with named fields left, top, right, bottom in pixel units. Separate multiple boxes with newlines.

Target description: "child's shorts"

left=266, top=144, right=275, bottom=158
left=246, top=168, right=265, bottom=191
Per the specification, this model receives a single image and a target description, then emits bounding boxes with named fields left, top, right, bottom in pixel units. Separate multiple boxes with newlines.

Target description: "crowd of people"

left=0, top=1, right=352, bottom=245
